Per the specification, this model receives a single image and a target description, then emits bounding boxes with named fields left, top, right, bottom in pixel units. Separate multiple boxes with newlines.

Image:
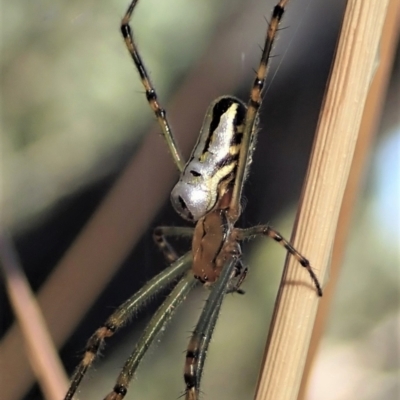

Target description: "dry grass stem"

left=0, top=231, right=69, bottom=400
left=298, top=1, right=400, bottom=398
left=254, top=0, right=392, bottom=399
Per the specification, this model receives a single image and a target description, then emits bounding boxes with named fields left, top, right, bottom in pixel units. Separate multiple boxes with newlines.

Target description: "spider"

left=64, top=0, right=322, bottom=399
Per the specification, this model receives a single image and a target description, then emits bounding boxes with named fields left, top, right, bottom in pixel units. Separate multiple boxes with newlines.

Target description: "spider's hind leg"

left=184, top=258, right=238, bottom=400
left=104, top=271, right=198, bottom=400
left=64, top=252, right=193, bottom=400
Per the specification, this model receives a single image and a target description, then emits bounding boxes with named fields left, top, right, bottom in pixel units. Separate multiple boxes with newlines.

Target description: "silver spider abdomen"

left=171, top=96, right=247, bottom=221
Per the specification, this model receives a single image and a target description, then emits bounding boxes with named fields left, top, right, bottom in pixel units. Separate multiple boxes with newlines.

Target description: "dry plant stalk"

left=0, top=232, right=69, bottom=400
left=254, top=0, right=391, bottom=399
left=298, top=1, right=400, bottom=398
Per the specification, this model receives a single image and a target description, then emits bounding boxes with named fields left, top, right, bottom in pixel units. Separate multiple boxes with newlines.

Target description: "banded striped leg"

left=153, top=226, right=194, bottom=264
left=237, top=226, right=323, bottom=296
left=64, top=252, right=192, bottom=400
left=230, top=0, right=289, bottom=219
left=121, top=0, right=185, bottom=172
left=104, top=272, right=198, bottom=400
left=184, top=257, right=238, bottom=400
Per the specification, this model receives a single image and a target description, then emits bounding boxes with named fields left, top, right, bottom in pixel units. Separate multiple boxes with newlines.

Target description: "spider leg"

left=226, top=260, right=247, bottom=294
left=121, top=0, right=185, bottom=172
left=230, top=0, right=288, bottom=220
left=237, top=225, right=323, bottom=296
left=64, top=252, right=192, bottom=400
left=104, top=271, right=198, bottom=400
left=184, top=257, right=238, bottom=400
left=153, top=226, right=195, bottom=263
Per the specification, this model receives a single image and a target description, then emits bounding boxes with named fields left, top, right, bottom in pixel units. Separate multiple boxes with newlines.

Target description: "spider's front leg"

left=120, top=0, right=185, bottom=172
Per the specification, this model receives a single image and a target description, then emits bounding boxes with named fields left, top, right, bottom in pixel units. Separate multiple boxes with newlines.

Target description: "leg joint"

left=120, top=24, right=131, bottom=39
left=145, top=88, right=157, bottom=102
left=113, top=383, right=128, bottom=397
